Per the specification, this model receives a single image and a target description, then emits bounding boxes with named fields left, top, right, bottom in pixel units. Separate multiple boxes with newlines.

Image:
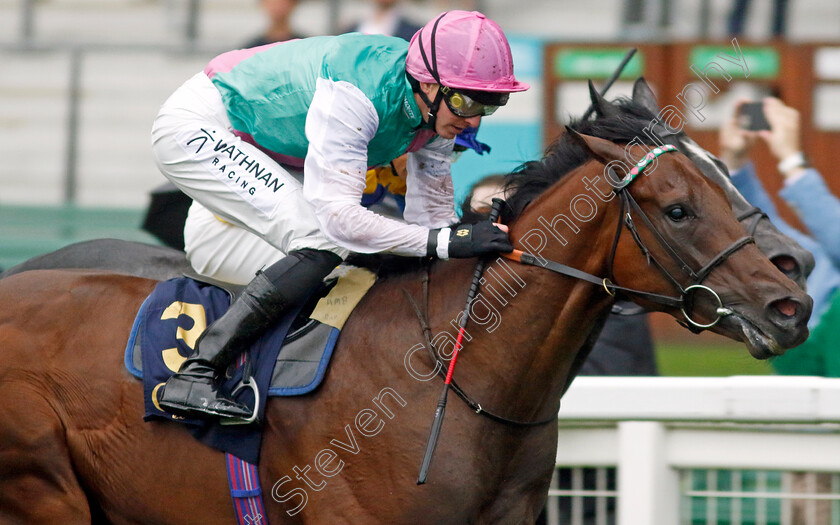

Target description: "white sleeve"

left=403, top=136, right=459, bottom=228
left=302, top=78, right=430, bottom=256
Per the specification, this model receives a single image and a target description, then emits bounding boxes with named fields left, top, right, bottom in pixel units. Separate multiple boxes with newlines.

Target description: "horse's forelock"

left=503, top=98, right=660, bottom=220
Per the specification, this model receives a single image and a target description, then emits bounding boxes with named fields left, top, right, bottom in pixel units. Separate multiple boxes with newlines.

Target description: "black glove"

left=427, top=221, right=513, bottom=259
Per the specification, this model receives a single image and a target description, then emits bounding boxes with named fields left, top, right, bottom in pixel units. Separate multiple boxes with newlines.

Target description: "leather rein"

left=502, top=145, right=755, bottom=333
left=402, top=277, right=557, bottom=427
left=405, top=145, right=756, bottom=427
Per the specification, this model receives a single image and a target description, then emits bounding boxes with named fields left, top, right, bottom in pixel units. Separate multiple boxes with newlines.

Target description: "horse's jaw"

left=724, top=313, right=784, bottom=359
left=716, top=310, right=808, bottom=359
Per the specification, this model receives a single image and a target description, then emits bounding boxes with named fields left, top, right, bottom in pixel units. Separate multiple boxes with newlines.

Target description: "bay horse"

left=0, top=129, right=811, bottom=523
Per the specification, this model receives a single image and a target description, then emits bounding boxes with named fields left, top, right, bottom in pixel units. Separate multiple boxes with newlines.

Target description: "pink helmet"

left=406, top=11, right=529, bottom=93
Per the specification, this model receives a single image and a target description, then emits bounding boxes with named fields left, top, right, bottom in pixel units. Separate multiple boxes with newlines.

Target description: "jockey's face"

left=415, top=83, right=482, bottom=140
left=436, top=96, right=482, bottom=139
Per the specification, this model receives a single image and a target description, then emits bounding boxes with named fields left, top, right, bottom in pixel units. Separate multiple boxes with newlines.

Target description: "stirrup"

left=220, top=378, right=260, bottom=426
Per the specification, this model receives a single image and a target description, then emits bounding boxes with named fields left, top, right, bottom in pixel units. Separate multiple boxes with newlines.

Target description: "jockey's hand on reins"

left=427, top=221, right=513, bottom=259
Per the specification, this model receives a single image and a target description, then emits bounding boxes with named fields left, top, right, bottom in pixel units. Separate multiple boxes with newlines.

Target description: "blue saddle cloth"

left=125, top=277, right=339, bottom=463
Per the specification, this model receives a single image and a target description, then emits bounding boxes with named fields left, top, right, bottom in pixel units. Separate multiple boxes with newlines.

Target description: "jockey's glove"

left=427, top=222, right=513, bottom=259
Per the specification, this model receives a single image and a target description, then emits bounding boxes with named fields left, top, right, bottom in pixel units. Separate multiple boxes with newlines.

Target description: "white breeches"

left=151, top=72, right=347, bottom=285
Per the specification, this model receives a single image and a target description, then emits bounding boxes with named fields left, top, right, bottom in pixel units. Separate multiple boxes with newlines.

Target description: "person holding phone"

left=723, top=98, right=807, bottom=181
left=721, top=97, right=840, bottom=524
left=721, top=97, right=840, bottom=323
left=735, top=101, right=771, bottom=132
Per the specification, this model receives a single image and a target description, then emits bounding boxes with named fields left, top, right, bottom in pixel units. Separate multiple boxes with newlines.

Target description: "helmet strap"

left=414, top=12, right=449, bottom=131
left=408, top=74, right=443, bottom=130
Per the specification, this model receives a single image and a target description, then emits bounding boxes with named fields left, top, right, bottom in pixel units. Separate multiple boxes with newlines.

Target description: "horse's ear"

left=632, top=77, right=660, bottom=114
left=564, top=126, right=627, bottom=164
left=588, top=80, right=619, bottom=118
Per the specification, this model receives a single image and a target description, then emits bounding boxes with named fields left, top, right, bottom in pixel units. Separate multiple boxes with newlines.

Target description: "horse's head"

left=587, top=78, right=815, bottom=290
left=569, top=131, right=812, bottom=357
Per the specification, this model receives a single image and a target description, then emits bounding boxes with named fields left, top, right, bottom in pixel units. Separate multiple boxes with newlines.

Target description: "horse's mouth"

left=719, top=310, right=783, bottom=360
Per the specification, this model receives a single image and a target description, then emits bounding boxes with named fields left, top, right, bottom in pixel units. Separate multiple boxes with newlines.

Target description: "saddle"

left=124, top=265, right=375, bottom=463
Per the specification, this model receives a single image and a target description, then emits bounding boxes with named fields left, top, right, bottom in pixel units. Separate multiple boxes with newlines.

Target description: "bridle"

left=658, top=127, right=771, bottom=243
left=737, top=206, right=768, bottom=236
left=404, top=145, right=756, bottom=431
left=503, top=144, right=755, bottom=332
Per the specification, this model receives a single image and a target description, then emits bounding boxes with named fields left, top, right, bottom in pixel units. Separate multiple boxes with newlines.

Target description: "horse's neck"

left=427, top=178, right=619, bottom=423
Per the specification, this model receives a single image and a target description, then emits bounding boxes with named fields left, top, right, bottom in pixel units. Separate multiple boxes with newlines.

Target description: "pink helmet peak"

left=406, top=11, right=529, bottom=93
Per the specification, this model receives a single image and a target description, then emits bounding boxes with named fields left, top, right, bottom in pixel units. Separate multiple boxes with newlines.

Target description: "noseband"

left=503, top=145, right=755, bottom=332
left=736, top=206, right=768, bottom=235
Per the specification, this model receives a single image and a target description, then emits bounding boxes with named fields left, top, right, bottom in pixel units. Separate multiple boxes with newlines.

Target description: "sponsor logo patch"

left=176, top=127, right=287, bottom=217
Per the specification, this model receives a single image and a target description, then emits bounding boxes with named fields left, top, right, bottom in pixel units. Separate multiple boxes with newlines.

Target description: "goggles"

left=439, top=86, right=508, bottom=118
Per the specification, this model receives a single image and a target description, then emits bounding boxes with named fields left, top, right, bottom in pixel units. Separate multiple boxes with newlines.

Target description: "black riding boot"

left=158, top=249, right=342, bottom=419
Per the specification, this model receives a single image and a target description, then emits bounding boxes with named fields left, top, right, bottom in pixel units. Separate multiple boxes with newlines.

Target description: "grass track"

left=656, top=341, right=775, bottom=376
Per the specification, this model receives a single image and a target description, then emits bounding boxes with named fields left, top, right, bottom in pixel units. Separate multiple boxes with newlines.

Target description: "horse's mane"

left=501, top=98, right=658, bottom=221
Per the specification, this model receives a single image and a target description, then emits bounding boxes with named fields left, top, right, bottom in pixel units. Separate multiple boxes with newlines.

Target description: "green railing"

left=683, top=469, right=840, bottom=525
left=0, top=205, right=161, bottom=271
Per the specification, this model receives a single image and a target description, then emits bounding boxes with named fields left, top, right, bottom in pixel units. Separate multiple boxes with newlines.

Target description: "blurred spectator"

left=728, top=0, right=790, bottom=38
left=460, top=174, right=506, bottom=218
left=142, top=182, right=191, bottom=250
left=620, top=0, right=671, bottom=40
left=433, top=0, right=478, bottom=11
left=720, top=97, right=840, bottom=333
left=721, top=97, right=840, bottom=524
left=244, top=0, right=304, bottom=48
left=345, top=0, right=421, bottom=42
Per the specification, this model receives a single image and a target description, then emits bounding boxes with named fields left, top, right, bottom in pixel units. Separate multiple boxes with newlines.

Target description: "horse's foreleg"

left=0, top=377, right=92, bottom=524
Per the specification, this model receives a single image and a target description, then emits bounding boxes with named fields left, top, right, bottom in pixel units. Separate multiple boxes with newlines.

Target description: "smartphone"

left=737, top=102, right=771, bottom=131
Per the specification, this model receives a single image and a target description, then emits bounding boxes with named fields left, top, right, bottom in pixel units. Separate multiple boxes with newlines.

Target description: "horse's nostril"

left=771, top=255, right=798, bottom=275
left=771, top=298, right=798, bottom=318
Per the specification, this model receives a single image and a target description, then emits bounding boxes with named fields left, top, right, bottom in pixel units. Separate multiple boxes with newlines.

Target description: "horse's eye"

left=667, top=206, right=687, bottom=221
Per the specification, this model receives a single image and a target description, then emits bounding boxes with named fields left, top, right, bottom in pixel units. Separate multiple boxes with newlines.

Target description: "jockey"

left=151, top=10, right=528, bottom=420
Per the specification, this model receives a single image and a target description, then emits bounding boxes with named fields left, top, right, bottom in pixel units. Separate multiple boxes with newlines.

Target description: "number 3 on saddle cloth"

left=123, top=266, right=376, bottom=464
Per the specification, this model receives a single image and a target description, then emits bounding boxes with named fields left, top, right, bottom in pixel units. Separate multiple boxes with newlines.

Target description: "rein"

left=410, top=143, right=757, bottom=483
left=503, top=144, right=755, bottom=332
left=402, top=280, right=558, bottom=428
left=414, top=200, right=555, bottom=484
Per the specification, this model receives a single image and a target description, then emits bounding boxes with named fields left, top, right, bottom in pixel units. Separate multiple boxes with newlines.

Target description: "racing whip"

left=417, top=198, right=505, bottom=485
left=580, top=47, right=637, bottom=121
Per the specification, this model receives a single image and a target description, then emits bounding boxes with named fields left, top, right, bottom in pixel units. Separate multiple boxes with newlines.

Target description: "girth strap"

left=225, top=453, right=268, bottom=525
